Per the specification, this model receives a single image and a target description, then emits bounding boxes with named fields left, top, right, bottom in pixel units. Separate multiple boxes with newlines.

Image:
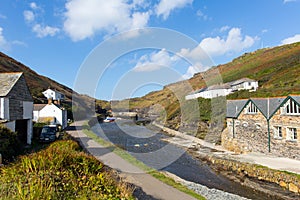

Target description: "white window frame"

left=286, top=127, right=297, bottom=141
left=284, top=99, right=300, bottom=115
left=273, top=126, right=282, bottom=139
left=246, top=102, right=258, bottom=114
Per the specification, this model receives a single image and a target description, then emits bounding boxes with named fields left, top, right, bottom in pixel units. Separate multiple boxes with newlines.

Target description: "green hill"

left=113, top=42, right=300, bottom=140
left=0, top=52, right=109, bottom=119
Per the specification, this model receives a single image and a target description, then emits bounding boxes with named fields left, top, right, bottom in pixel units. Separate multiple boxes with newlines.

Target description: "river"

left=91, top=119, right=297, bottom=200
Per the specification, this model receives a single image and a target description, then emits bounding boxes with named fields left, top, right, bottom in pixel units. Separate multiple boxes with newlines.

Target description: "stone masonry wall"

left=222, top=108, right=300, bottom=160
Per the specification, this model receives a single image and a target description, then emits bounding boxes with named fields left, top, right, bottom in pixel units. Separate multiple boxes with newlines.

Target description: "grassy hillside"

left=113, top=42, right=300, bottom=139
left=0, top=52, right=110, bottom=118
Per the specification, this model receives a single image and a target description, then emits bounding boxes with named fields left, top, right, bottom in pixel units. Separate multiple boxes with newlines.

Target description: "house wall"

left=200, top=89, right=232, bottom=99
left=33, top=110, right=39, bottom=122
left=0, top=98, right=9, bottom=120
left=38, top=104, right=67, bottom=129
left=23, top=101, right=33, bottom=119
left=4, top=121, right=16, bottom=132
left=222, top=107, right=300, bottom=160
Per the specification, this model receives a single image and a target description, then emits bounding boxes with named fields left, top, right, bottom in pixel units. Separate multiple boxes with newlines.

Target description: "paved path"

left=68, top=121, right=196, bottom=200
left=156, top=123, right=300, bottom=175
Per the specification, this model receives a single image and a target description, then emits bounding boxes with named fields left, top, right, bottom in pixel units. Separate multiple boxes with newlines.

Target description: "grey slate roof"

left=226, top=99, right=249, bottom=118
left=34, top=104, right=47, bottom=111
left=289, top=95, right=300, bottom=106
left=0, top=72, right=22, bottom=97
left=251, top=97, right=286, bottom=119
left=228, top=78, right=257, bottom=86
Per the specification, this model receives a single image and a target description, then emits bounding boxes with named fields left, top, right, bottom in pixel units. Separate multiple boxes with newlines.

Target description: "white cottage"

left=0, top=72, right=33, bottom=144
left=228, top=78, right=258, bottom=92
left=185, top=77, right=259, bottom=100
left=42, top=88, right=65, bottom=101
left=33, top=99, right=67, bottom=129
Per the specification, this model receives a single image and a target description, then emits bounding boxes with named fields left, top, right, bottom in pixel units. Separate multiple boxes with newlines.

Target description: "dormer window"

left=246, top=102, right=258, bottom=114
left=283, top=99, right=300, bottom=115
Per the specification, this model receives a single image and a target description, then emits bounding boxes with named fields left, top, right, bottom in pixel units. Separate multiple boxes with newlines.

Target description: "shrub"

left=0, top=139, right=133, bottom=199
left=0, top=126, right=22, bottom=162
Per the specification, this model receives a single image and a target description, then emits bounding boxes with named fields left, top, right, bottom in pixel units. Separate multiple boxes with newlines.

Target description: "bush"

left=0, top=126, right=22, bottom=162
left=0, top=139, right=133, bottom=199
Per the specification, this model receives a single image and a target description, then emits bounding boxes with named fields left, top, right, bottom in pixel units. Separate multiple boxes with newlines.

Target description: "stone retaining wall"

left=203, top=154, right=300, bottom=194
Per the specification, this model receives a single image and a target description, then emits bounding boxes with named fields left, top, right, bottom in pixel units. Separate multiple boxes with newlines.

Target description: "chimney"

left=54, top=99, right=61, bottom=105
left=48, top=98, right=53, bottom=105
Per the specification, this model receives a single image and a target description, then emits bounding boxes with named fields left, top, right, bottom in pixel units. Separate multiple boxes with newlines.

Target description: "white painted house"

left=228, top=78, right=258, bottom=92
left=186, top=78, right=259, bottom=100
left=33, top=100, right=68, bottom=129
left=33, top=89, right=67, bottom=129
left=0, top=72, right=33, bottom=144
left=186, top=84, right=232, bottom=100
left=42, top=88, right=65, bottom=101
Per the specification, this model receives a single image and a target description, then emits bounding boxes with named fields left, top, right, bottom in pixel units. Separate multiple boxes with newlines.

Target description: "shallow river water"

left=92, top=120, right=297, bottom=200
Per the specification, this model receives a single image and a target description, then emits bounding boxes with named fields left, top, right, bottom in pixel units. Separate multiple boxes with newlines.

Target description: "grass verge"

left=83, top=124, right=206, bottom=200
left=0, top=138, right=134, bottom=200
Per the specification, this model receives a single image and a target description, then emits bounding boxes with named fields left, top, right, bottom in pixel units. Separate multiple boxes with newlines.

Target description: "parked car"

left=39, top=125, right=59, bottom=142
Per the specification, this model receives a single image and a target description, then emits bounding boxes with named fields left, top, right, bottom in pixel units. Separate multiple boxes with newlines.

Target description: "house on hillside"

left=185, top=78, right=258, bottom=100
left=42, top=88, right=65, bottom=103
left=185, top=84, right=232, bottom=100
left=0, top=72, right=33, bottom=144
left=223, top=96, right=300, bottom=160
left=33, top=98, right=67, bottom=130
left=228, top=78, right=258, bottom=92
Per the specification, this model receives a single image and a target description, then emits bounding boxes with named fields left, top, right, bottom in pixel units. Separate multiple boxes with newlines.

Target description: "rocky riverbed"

left=91, top=119, right=299, bottom=200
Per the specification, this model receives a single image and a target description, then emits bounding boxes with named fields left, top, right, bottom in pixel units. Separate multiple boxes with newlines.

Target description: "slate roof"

left=226, top=99, right=249, bottom=118
left=228, top=78, right=257, bottom=86
left=34, top=104, right=47, bottom=111
left=289, top=95, right=300, bottom=106
left=226, top=96, right=299, bottom=119
left=251, top=97, right=286, bottom=119
left=0, top=72, right=22, bottom=97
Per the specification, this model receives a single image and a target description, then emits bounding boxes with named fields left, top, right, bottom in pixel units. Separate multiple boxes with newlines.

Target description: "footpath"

left=67, top=121, right=196, bottom=200
left=154, top=122, right=300, bottom=175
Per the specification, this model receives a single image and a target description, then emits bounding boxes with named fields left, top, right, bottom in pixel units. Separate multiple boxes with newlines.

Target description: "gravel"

left=163, top=172, right=250, bottom=200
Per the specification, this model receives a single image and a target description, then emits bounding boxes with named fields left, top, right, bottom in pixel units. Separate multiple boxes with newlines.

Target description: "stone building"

left=223, top=95, right=300, bottom=160
left=0, top=72, right=33, bottom=144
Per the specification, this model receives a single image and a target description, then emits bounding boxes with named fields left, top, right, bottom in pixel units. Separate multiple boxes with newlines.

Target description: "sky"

left=0, top=0, right=300, bottom=100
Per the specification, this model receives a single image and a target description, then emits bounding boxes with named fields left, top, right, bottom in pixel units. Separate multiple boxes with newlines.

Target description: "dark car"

left=39, top=125, right=59, bottom=142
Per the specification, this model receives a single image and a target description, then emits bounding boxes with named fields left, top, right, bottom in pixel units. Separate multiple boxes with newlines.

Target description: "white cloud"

left=0, top=27, right=9, bottom=51
left=281, top=34, right=300, bottom=45
left=196, top=9, right=209, bottom=20
left=156, top=0, right=193, bottom=20
left=283, top=0, right=297, bottom=3
left=32, top=24, right=60, bottom=38
left=182, top=64, right=203, bottom=79
left=0, top=14, right=6, bottom=19
left=23, top=2, right=60, bottom=38
left=23, top=10, right=35, bottom=23
left=133, top=49, right=179, bottom=72
left=198, top=28, right=257, bottom=57
left=63, top=0, right=151, bottom=41
left=220, top=25, right=230, bottom=32
left=30, top=2, right=39, bottom=10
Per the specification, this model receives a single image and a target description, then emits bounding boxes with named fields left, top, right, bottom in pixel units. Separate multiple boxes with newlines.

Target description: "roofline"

left=228, top=95, right=300, bottom=120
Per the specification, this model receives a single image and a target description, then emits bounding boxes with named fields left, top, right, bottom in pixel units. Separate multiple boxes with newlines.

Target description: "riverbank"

left=153, top=122, right=300, bottom=198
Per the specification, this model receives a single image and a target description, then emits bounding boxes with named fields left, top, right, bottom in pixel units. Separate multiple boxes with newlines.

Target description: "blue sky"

left=0, top=0, right=300, bottom=100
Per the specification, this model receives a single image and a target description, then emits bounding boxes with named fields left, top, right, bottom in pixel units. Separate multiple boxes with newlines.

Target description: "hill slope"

left=0, top=52, right=75, bottom=102
left=113, top=42, right=300, bottom=140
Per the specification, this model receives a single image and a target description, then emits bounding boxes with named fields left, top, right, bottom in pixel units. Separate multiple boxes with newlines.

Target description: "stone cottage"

left=223, top=95, right=300, bottom=160
left=0, top=72, right=33, bottom=144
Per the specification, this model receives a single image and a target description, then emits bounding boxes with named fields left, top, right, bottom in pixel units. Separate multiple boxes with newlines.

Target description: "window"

left=284, top=99, right=300, bottom=115
left=287, top=128, right=297, bottom=141
left=274, top=126, right=282, bottom=139
left=246, top=102, right=258, bottom=114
